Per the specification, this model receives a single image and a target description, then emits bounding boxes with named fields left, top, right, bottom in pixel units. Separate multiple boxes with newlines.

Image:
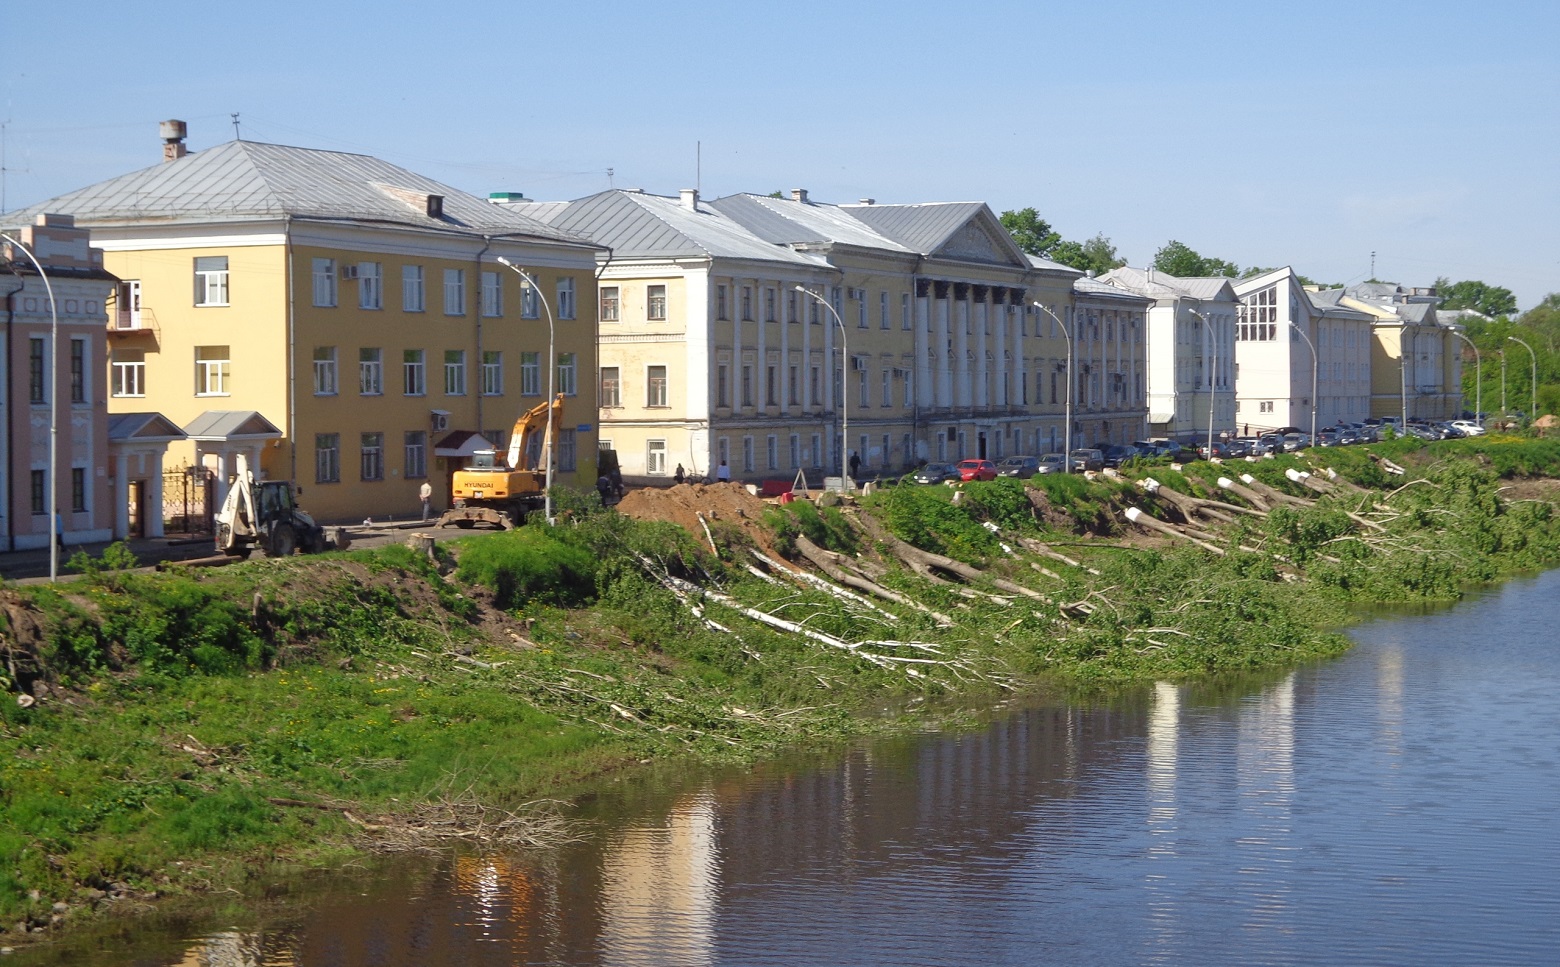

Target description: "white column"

left=113, top=451, right=130, bottom=540
left=954, top=294, right=970, bottom=409
left=149, top=449, right=167, bottom=538
left=915, top=286, right=932, bottom=408
left=936, top=290, right=952, bottom=408
left=974, top=296, right=989, bottom=408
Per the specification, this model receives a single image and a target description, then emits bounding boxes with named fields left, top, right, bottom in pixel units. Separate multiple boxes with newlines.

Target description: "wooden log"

left=791, top=536, right=955, bottom=626
left=406, top=532, right=437, bottom=560
left=1123, top=508, right=1226, bottom=555
left=855, top=512, right=1048, bottom=601
left=1214, top=475, right=1272, bottom=511
left=1238, top=473, right=1315, bottom=508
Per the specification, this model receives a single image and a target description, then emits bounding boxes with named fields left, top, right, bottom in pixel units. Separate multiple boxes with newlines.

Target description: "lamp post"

left=1288, top=319, right=1318, bottom=446
left=2, top=232, right=60, bottom=582
left=1400, top=323, right=1411, bottom=429
left=1448, top=328, right=1481, bottom=426
left=1508, top=335, right=1537, bottom=422
left=1033, top=303, right=1072, bottom=473
left=495, top=257, right=556, bottom=523
left=794, top=286, right=850, bottom=488
left=1188, top=307, right=1218, bottom=455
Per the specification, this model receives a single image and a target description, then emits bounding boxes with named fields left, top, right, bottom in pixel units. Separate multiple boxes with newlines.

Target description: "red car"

left=956, top=459, right=998, bottom=482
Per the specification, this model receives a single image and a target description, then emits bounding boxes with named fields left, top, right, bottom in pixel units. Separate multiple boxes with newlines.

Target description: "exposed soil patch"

left=616, top=482, right=785, bottom=558
left=1498, top=477, right=1560, bottom=502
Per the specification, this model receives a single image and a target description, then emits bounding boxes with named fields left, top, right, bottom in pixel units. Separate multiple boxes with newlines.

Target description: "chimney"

left=160, top=119, right=188, bottom=163
left=791, top=188, right=809, bottom=204
left=858, top=198, right=875, bottom=205
left=679, top=188, right=699, bottom=211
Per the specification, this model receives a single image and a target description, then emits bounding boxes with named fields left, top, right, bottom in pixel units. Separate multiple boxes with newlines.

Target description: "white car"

left=1450, top=420, right=1486, bottom=436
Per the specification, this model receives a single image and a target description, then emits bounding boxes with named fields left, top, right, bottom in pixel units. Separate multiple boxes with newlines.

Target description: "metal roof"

left=841, top=201, right=991, bottom=254
left=107, top=412, right=187, bottom=442
left=183, top=410, right=282, bottom=440
left=1098, top=267, right=1236, bottom=302
left=6, top=140, right=592, bottom=247
left=710, top=194, right=911, bottom=251
left=543, top=190, right=823, bottom=265
left=1073, top=275, right=1151, bottom=304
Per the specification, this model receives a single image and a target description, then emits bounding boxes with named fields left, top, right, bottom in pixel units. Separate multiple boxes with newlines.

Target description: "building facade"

left=11, top=125, right=604, bottom=524
left=1329, top=283, right=1462, bottom=422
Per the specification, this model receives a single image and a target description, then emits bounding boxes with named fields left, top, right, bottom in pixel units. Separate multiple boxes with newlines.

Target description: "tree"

left=1152, top=240, right=1239, bottom=278
left=1434, top=277, right=1517, bottom=318
left=1050, top=234, right=1125, bottom=275
left=998, top=208, right=1061, bottom=257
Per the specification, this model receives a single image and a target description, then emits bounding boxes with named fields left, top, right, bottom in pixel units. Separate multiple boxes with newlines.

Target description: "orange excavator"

left=439, top=394, right=563, bottom=529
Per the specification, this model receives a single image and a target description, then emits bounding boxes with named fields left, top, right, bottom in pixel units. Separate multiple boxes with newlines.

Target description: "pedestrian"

left=716, top=460, right=731, bottom=483
left=596, top=472, right=613, bottom=505
left=849, top=452, right=861, bottom=479
left=419, top=480, right=433, bottom=522
left=674, top=463, right=685, bottom=485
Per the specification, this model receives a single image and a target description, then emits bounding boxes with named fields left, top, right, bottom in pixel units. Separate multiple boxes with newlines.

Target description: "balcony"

left=110, top=305, right=159, bottom=338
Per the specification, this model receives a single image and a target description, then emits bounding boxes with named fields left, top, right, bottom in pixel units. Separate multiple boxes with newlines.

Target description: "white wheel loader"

left=214, top=455, right=348, bottom=558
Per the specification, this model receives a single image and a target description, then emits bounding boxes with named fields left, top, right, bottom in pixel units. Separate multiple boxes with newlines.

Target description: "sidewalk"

left=0, top=531, right=219, bottom=582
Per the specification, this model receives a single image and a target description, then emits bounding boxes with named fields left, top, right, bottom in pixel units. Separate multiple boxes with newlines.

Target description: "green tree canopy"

left=998, top=208, right=1061, bottom=257
left=1434, top=277, right=1517, bottom=318
left=1049, top=234, right=1126, bottom=276
left=999, top=209, right=1126, bottom=275
left=1152, top=240, right=1240, bottom=278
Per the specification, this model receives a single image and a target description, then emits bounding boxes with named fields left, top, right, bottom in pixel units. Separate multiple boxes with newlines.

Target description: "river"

left=32, top=569, right=1560, bottom=966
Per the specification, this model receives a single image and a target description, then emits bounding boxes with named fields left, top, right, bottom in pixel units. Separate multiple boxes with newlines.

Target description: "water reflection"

left=599, top=789, right=718, bottom=966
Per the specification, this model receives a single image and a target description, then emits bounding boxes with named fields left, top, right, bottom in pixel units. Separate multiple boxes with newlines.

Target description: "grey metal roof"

left=842, top=201, right=987, bottom=253
left=1028, top=254, right=1086, bottom=277
left=107, top=412, right=187, bottom=442
left=183, top=410, right=282, bottom=440
left=1073, top=276, right=1151, bottom=304
left=1309, top=287, right=1346, bottom=306
left=710, top=194, right=911, bottom=251
left=7, top=140, right=593, bottom=247
left=1394, top=302, right=1438, bottom=325
left=545, top=190, right=823, bottom=265
left=1098, top=266, right=1235, bottom=302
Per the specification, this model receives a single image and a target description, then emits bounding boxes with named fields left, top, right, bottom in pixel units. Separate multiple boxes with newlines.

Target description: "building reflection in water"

left=598, top=786, right=719, bottom=966
left=1143, top=680, right=1183, bottom=944
left=1235, top=672, right=1297, bottom=934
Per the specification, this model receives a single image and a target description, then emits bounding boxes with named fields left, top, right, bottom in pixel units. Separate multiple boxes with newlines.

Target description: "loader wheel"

left=265, top=524, right=297, bottom=558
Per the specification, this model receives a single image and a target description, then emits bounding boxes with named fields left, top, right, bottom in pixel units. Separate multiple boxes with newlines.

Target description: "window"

left=404, top=431, right=427, bottom=479
left=858, top=368, right=869, bottom=407
left=444, top=350, right=467, bottom=395
left=112, top=349, right=145, bottom=397
left=313, top=347, right=338, bottom=395
left=557, top=277, right=576, bottom=320
left=717, top=364, right=729, bottom=407
left=115, top=280, right=141, bottom=329
left=647, top=439, right=667, bottom=475
left=481, top=270, right=503, bottom=317
left=741, top=286, right=753, bottom=321
left=520, top=352, right=540, bottom=395
left=557, top=353, right=578, bottom=396
left=647, top=365, right=668, bottom=407
left=315, top=433, right=341, bottom=483
left=70, top=338, right=87, bottom=404
left=810, top=365, right=821, bottom=406
left=30, top=470, right=45, bottom=516
left=361, top=432, right=384, bottom=481
left=359, top=348, right=383, bottom=395
left=196, top=346, right=230, bottom=395
left=788, top=365, right=799, bottom=405
left=402, top=265, right=425, bottom=312
left=858, top=293, right=868, bottom=329
left=443, top=269, right=465, bottom=316
left=742, top=436, right=755, bottom=472
left=600, top=367, right=621, bottom=407
left=787, top=289, right=799, bottom=323
left=71, top=467, right=86, bottom=513
left=766, top=365, right=777, bottom=406
left=600, top=286, right=620, bottom=322
left=767, top=434, right=778, bottom=470
left=811, top=433, right=822, bottom=467
left=881, top=291, right=890, bottom=329
left=521, top=281, right=540, bottom=319
left=882, top=369, right=892, bottom=407
left=29, top=338, right=45, bottom=403
left=765, top=287, right=777, bottom=322
left=741, top=364, right=753, bottom=407
left=312, top=258, right=337, bottom=307
left=482, top=351, right=503, bottom=396
left=647, top=284, right=667, bottom=320
left=194, top=256, right=229, bottom=306
left=403, top=349, right=426, bottom=396
left=789, top=434, right=800, bottom=468
left=558, top=429, right=576, bottom=471
left=360, top=262, right=383, bottom=309
left=715, top=285, right=729, bottom=321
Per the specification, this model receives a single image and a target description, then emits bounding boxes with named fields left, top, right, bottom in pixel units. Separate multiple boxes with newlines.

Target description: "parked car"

left=1257, top=433, right=1285, bottom=454
left=1101, top=444, right=1142, bottom=468
left=1069, top=448, right=1105, bottom=472
left=1283, top=431, right=1311, bottom=451
left=1192, top=440, right=1234, bottom=460
left=1315, top=429, right=1341, bottom=447
left=956, top=458, right=998, bottom=482
left=1223, top=438, right=1252, bottom=458
left=911, top=462, right=960, bottom=485
left=995, top=455, right=1041, bottom=478
left=1036, top=453, right=1068, bottom=474
left=1138, top=439, right=1183, bottom=458
left=1450, top=419, right=1486, bottom=436
left=1337, top=428, right=1362, bottom=446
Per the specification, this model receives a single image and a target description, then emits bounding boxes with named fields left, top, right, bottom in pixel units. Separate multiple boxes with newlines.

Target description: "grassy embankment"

left=2, top=436, right=1559, bottom=940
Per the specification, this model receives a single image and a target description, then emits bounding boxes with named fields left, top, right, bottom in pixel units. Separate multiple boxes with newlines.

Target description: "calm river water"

left=37, top=569, right=1560, bottom=966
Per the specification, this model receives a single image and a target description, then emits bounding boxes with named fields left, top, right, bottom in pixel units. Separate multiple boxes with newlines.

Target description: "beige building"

left=1327, top=283, right=1462, bottom=422
left=530, top=187, right=1105, bottom=484
left=9, top=123, right=603, bottom=524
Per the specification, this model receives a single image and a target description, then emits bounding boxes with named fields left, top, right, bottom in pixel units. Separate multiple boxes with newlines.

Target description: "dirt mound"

left=617, top=483, right=783, bottom=557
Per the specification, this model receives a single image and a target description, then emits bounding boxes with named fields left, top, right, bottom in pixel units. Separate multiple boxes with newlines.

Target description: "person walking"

left=674, top=464, right=685, bottom=485
left=716, top=460, right=731, bottom=483
left=419, top=480, right=433, bottom=522
left=848, top=452, right=861, bottom=480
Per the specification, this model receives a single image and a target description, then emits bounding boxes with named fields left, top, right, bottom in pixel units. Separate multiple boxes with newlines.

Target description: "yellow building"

left=1334, top=283, right=1462, bottom=422
left=527, top=187, right=1088, bottom=485
left=11, top=124, right=603, bottom=524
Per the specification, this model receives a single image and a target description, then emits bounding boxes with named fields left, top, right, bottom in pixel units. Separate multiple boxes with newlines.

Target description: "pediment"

left=932, top=217, right=1024, bottom=267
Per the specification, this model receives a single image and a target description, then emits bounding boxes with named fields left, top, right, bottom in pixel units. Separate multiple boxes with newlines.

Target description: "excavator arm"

left=507, top=394, right=564, bottom=471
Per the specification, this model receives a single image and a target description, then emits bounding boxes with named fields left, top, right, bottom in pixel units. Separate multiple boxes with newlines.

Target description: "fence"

left=163, top=464, right=216, bottom=534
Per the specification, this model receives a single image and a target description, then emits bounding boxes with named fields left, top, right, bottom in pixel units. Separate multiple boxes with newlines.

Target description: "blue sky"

left=5, top=0, right=1556, bottom=307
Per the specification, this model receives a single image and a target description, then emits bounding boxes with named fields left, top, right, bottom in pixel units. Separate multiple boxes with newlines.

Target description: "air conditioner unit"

left=340, top=264, right=359, bottom=281
left=430, top=411, right=450, bottom=432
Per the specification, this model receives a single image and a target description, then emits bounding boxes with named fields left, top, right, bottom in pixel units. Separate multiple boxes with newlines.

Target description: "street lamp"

left=494, top=257, right=556, bottom=523
left=1188, top=307, right=1218, bottom=455
left=1288, top=319, right=1319, bottom=446
left=1033, top=303, right=1072, bottom=473
left=2, top=231, right=60, bottom=582
left=794, top=286, right=850, bottom=488
left=1448, top=328, right=1481, bottom=426
left=1508, top=335, right=1537, bottom=423
left=1400, top=323, right=1412, bottom=429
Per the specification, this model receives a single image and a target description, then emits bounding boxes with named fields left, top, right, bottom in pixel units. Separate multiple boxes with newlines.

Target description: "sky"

left=4, top=0, right=1557, bottom=308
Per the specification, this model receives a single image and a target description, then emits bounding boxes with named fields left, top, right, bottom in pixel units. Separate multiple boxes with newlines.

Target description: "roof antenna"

left=1370, top=250, right=1375, bottom=279
left=231, top=112, right=242, bottom=141
left=696, top=140, right=701, bottom=195
left=607, top=167, right=614, bottom=188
